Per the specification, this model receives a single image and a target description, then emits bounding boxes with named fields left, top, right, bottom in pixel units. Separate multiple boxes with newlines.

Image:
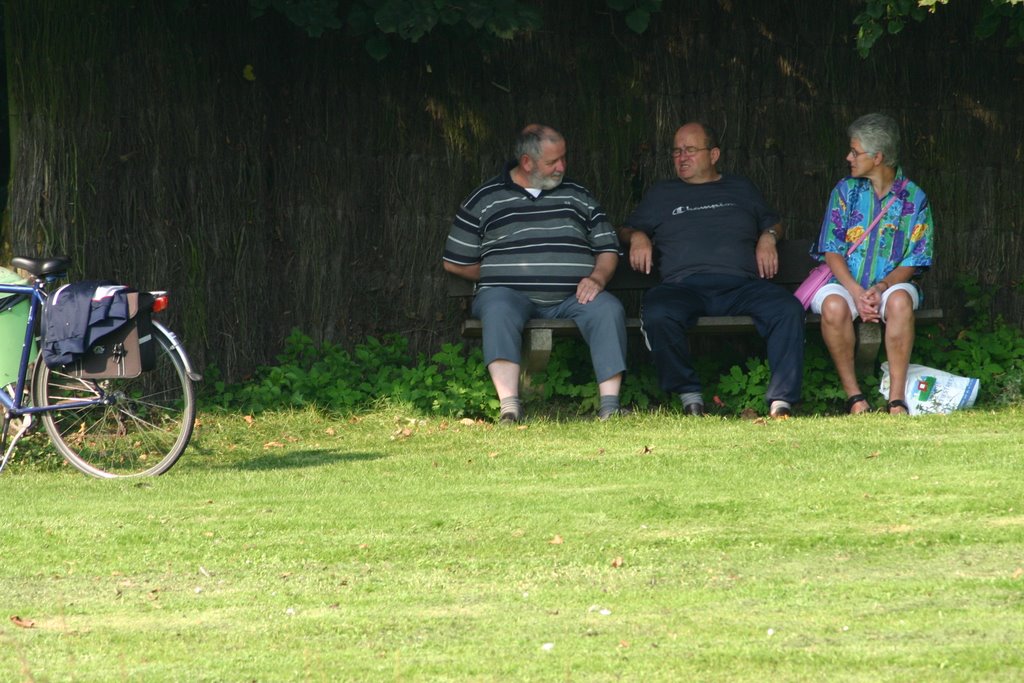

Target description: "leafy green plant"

left=707, top=348, right=857, bottom=416
left=201, top=330, right=497, bottom=417
left=913, top=321, right=1024, bottom=405
left=800, top=343, right=858, bottom=412
left=619, top=362, right=668, bottom=411
left=395, top=342, right=498, bottom=417
left=247, top=0, right=664, bottom=60
left=712, top=356, right=771, bottom=413
left=529, top=339, right=672, bottom=415
left=203, top=294, right=1024, bottom=419
left=909, top=276, right=1024, bottom=405
left=976, top=0, right=1024, bottom=46
left=854, top=0, right=1024, bottom=57
left=605, top=0, right=663, bottom=34
left=530, top=341, right=601, bottom=412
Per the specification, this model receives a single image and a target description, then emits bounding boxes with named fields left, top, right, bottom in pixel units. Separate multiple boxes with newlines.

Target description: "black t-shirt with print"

left=625, top=173, right=780, bottom=283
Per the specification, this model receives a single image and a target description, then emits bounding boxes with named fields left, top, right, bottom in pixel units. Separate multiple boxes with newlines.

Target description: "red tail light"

left=152, top=294, right=169, bottom=312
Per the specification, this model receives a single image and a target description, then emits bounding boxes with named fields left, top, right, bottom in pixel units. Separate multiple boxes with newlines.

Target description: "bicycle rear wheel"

left=31, top=326, right=195, bottom=477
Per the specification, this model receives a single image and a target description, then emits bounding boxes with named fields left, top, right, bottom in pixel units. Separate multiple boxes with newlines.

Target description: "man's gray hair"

left=848, top=113, right=900, bottom=167
left=515, top=124, right=564, bottom=160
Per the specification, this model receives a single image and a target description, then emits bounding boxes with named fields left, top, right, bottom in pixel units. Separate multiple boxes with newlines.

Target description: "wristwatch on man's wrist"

left=765, top=228, right=779, bottom=241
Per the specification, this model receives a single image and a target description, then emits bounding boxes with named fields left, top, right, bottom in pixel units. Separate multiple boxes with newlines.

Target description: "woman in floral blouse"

left=811, top=113, right=934, bottom=415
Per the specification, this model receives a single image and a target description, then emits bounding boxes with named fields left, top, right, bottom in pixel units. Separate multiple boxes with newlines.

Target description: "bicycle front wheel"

left=31, top=326, right=196, bottom=478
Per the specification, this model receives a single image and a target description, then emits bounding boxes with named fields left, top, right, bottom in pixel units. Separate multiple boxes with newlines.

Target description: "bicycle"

left=0, top=255, right=201, bottom=478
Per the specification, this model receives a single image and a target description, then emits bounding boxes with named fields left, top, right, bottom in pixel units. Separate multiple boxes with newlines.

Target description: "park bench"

left=447, top=238, right=943, bottom=379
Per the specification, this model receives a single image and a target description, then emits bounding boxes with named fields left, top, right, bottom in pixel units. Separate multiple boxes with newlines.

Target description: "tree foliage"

left=249, top=0, right=663, bottom=59
left=855, top=0, right=1024, bottom=56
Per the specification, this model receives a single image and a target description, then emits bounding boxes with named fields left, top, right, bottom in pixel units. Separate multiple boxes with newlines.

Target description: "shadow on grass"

left=228, top=449, right=387, bottom=471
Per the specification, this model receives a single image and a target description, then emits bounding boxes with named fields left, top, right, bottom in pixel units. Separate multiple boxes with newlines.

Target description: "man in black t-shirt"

left=618, top=122, right=804, bottom=418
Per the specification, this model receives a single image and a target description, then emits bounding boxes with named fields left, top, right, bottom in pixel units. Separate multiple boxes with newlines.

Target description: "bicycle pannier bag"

left=69, top=292, right=156, bottom=379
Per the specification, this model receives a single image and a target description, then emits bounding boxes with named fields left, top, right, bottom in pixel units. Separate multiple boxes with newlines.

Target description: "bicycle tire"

left=31, top=326, right=195, bottom=478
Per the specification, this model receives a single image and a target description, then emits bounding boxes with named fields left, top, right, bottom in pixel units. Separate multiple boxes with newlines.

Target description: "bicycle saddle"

left=10, top=256, right=71, bottom=278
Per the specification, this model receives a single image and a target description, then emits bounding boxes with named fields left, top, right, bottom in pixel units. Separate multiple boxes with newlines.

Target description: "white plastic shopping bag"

left=879, top=362, right=980, bottom=415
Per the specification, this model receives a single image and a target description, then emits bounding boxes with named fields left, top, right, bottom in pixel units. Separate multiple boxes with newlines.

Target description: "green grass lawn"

left=2, top=407, right=1023, bottom=681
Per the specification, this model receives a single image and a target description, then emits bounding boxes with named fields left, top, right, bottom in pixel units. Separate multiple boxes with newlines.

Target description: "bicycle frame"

left=0, top=278, right=107, bottom=417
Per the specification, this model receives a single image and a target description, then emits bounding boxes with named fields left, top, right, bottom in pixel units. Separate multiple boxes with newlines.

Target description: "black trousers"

left=640, top=274, right=805, bottom=405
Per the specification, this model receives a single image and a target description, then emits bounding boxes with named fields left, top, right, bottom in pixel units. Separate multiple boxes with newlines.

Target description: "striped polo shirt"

left=443, top=163, right=619, bottom=305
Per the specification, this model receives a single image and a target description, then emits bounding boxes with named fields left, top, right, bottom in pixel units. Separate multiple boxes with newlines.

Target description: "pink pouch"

left=793, top=263, right=833, bottom=310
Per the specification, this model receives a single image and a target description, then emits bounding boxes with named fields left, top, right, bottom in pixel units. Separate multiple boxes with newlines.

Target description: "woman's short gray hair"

left=848, top=113, right=900, bottom=167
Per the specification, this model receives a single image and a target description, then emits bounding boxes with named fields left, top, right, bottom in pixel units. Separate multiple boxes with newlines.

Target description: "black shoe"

left=845, top=393, right=870, bottom=414
left=684, top=402, right=707, bottom=417
left=886, top=399, right=910, bottom=415
left=499, top=412, right=522, bottom=424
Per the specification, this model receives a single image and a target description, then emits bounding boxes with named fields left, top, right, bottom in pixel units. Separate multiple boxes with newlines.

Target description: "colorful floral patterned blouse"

left=813, top=169, right=933, bottom=288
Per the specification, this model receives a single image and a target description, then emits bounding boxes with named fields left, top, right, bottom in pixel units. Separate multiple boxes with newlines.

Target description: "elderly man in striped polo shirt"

left=443, top=124, right=628, bottom=423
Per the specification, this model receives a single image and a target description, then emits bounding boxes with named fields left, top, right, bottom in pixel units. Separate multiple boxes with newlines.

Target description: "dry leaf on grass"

left=549, top=535, right=564, bottom=545
left=243, top=415, right=255, bottom=427
left=611, top=556, right=624, bottom=568
left=1013, top=567, right=1023, bottom=580
left=459, top=418, right=476, bottom=426
left=263, top=441, right=285, bottom=449
left=638, top=445, right=654, bottom=455
left=9, top=615, right=35, bottom=629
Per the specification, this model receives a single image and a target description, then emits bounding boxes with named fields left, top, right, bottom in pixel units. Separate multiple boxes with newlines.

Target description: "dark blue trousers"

left=640, top=274, right=804, bottom=405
